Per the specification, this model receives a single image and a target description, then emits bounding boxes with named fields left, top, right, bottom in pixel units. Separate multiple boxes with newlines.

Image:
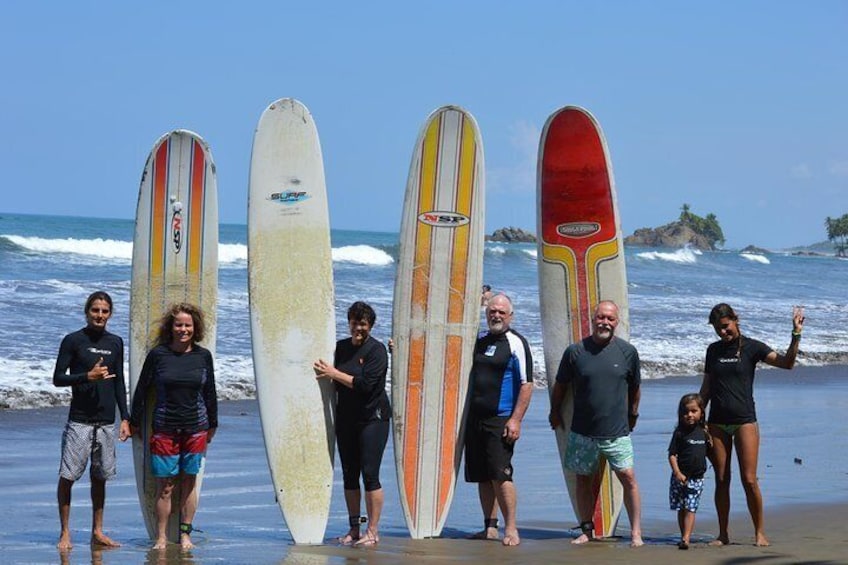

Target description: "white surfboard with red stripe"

left=391, top=106, right=485, bottom=539
left=130, top=130, right=218, bottom=542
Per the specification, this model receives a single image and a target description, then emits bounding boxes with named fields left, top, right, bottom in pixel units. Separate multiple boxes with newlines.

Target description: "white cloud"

left=828, top=161, right=848, bottom=177
left=790, top=163, right=813, bottom=179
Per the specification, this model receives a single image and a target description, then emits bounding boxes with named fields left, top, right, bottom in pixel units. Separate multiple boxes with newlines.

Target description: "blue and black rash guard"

left=130, top=344, right=218, bottom=434
left=468, top=329, right=533, bottom=418
left=53, top=327, right=129, bottom=425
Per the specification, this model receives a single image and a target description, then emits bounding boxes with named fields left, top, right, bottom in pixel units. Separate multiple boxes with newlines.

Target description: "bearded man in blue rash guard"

left=464, top=293, right=533, bottom=547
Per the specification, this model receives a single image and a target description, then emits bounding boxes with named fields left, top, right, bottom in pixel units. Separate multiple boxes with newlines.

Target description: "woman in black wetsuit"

left=131, top=303, right=217, bottom=550
left=313, top=301, right=390, bottom=547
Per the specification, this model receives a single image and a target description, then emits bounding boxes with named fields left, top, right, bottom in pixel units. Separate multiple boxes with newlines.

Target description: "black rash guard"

left=53, top=327, right=129, bottom=424
left=130, top=344, right=217, bottom=433
left=333, top=336, right=390, bottom=424
left=668, top=426, right=708, bottom=479
left=704, top=336, right=772, bottom=425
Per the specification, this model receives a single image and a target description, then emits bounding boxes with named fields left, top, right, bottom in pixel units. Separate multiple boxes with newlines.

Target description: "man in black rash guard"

left=549, top=300, right=644, bottom=547
left=464, top=294, right=533, bottom=547
left=53, top=291, right=130, bottom=550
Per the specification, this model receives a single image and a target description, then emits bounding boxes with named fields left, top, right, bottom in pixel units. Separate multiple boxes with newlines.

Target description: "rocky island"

left=624, top=204, right=725, bottom=251
left=487, top=226, right=536, bottom=243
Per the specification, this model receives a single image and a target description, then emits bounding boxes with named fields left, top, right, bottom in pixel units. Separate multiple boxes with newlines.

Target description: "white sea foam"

left=0, top=353, right=259, bottom=409
left=3, top=235, right=246, bottom=265
left=635, top=248, right=699, bottom=264
left=331, top=245, right=393, bottom=266
left=524, top=248, right=538, bottom=259
left=488, top=246, right=507, bottom=255
left=3, top=234, right=132, bottom=261
left=740, top=252, right=770, bottom=264
left=219, top=243, right=247, bottom=265
left=2, top=236, right=398, bottom=268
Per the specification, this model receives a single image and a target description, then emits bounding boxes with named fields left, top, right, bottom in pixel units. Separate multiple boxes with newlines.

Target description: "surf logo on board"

left=269, top=191, right=310, bottom=205
left=171, top=199, right=183, bottom=253
left=418, top=211, right=470, bottom=228
left=557, top=222, right=600, bottom=238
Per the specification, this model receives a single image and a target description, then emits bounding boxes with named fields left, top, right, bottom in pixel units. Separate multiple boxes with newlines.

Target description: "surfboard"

left=247, top=98, right=335, bottom=545
left=129, top=130, right=218, bottom=542
left=392, top=105, right=485, bottom=539
left=536, top=106, right=629, bottom=538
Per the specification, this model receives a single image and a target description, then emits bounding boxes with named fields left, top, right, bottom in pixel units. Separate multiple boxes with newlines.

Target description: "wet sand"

left=1, top=365, right=846, bottom=564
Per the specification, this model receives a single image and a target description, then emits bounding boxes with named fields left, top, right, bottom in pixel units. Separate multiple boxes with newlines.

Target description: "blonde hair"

left=156, top=303, right=206, bottom=345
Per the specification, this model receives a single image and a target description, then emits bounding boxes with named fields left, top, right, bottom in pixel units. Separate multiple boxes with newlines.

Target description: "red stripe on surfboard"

left=151, top=139, right=169, bottom=282
left=188, top=139, right=205, bottom=294
left=149, top=137, right=170, bottom=337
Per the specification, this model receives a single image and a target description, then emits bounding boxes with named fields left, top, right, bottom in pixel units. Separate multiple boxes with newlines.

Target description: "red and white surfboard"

left=537, top=106, right=629, bottom=538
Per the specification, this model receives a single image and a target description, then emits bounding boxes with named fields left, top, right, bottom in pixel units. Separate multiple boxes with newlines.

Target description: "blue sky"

left=1, top=1, right=845, bottom=248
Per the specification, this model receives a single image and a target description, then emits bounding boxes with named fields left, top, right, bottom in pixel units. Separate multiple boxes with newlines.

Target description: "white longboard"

left=248, top=98, right=335, bottom=545
left=392, top=106, right=485, bottom=538
left=130, top=130, right=218, bottom=542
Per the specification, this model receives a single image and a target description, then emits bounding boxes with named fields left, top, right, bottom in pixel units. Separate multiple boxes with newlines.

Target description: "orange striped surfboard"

left=392, top=106, right=485, bottom=539
left=537, top=106, right=628, bottom=538
left=130, top=130, right=218, bottom=542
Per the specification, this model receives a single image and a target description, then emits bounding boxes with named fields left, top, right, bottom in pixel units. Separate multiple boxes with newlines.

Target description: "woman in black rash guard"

left=313, top=301, right=390, bottom=547
left=130, top=303, right=217, bottom=551
left=699, top=303, right=804, bottom=547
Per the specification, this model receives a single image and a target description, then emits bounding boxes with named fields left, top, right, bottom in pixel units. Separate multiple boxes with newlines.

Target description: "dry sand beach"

left=1, top=366, right=846, bottom=564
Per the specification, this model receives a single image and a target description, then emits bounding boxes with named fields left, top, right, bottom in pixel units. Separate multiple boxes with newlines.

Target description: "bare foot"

left=630, top=535, right=644, bottom=548
left=571, top=533, right=591, bottom=545
left=353, top=528, right=379, bottom=547
left=57, top=533, right=73, bottom=551
left=152, top=538, right=168, bottom=550
left=709, top=534, right=730, bottom=546
left=180, top=533, right=195, bottom=551
left=678, top=540, right=689, bottom=550
left=91, top=532, right=121, bottom=548
left=754, top=533, right=770, bottom=547
left=502, top=528, right=520, bottom=546
left=337, top=527, right=360, bottom=545
left=468, top=526, right=499, bottom=540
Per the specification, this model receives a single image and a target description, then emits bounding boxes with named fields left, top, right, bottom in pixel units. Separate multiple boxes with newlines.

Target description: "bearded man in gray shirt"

left=549, top=300, right=643, bottom=548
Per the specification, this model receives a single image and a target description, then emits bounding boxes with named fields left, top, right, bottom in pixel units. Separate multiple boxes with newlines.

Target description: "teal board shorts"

left=564, top=430, right=634, bottom=475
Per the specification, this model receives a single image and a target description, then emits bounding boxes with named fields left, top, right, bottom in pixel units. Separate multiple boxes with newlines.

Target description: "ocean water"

left=2, top=212, right=846, bottom=409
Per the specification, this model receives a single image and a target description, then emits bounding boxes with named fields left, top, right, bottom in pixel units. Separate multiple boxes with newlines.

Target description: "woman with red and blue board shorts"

left=131, top=303, right=217, bottom=550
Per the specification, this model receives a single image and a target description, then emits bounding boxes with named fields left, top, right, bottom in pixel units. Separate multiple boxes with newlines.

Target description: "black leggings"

left=336, top=419, right=389, bottom=491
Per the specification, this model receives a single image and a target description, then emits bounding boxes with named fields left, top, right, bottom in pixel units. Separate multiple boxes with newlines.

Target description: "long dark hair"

left=156, top=303, right=206, bottom=345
